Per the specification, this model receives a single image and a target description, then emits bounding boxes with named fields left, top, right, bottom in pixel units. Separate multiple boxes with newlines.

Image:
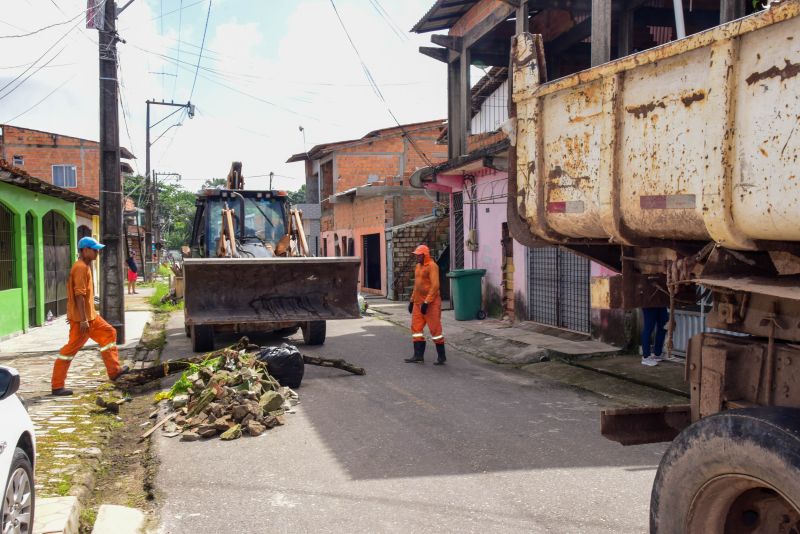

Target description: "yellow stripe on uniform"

left=431, top=335, right=444, bottom=340
left=411, top=333, right=425, bottom=338
left=98, top=342, right=117, bottom=352
left=56, top=354, right=74, bottom=361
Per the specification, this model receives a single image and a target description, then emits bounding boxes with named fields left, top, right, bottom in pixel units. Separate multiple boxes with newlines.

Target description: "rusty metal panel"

left=183, top=257, right=361, bottom=325
left=512, top=1, right=800, bottom=250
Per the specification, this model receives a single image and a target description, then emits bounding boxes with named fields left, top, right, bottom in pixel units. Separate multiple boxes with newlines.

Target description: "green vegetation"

left=148, top=281, right=184, bottom=312
left=123, top=174, right=196, bottom=250
left=154, top=354, right=224, bottom=402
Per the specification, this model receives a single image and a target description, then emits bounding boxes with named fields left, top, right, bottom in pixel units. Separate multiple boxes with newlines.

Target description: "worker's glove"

left=408, top=302, right=414, bottom=314
left=421, top=302, right=429, bottom=315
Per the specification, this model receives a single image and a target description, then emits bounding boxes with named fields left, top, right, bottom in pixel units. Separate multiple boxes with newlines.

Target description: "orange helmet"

left=413, top=244, right=430, bottom=256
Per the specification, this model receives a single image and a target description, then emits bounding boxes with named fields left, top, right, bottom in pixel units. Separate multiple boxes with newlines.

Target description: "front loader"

left=182, top=162, right=360, bottom=352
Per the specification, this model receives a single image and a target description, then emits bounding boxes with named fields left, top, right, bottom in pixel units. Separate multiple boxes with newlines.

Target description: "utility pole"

left=152, top=171, right=180, bottom=256
left=98, top=0, right=125, bottom=343
left=144, top=99, right=194, bottom=280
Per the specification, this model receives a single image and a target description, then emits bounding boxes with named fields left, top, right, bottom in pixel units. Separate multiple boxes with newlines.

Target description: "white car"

left=0, top=366, right=35, bottom=534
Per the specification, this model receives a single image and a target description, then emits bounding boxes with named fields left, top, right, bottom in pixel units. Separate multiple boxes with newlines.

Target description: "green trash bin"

left=446, top=269, right=486, bottom=321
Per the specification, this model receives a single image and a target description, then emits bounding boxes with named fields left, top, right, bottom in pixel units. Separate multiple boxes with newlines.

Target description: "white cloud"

left=0, top=0, right=449, bottom=193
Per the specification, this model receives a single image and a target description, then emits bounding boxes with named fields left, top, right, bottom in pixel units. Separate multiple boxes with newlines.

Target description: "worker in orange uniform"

left=51, top=237, right=129, bottom=396
left=404, top=244, right=446, bottom=365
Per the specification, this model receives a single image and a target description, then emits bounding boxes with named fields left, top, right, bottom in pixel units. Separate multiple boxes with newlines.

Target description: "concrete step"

left=91, top=505, right=144, bottom=534
left=34, top=496, right=80, bottom=534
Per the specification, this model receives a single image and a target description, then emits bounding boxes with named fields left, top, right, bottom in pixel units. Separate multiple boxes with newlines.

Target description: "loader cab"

left=190, top=189, right=289, bottom=258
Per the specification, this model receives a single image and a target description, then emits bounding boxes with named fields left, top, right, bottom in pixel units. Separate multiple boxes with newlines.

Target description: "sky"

left=0, top=0, right=459, bottom=194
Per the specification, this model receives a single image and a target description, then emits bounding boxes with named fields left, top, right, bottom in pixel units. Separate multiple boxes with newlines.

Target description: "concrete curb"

left=374, top=311, right=683, bottom=399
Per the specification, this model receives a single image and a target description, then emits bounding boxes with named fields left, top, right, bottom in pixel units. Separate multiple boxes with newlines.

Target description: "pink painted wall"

left=320, top=228, right=386, bottom=295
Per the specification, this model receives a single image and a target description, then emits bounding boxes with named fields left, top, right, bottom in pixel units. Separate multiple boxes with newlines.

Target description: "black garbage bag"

left=257, top=343, right=304, bottom=388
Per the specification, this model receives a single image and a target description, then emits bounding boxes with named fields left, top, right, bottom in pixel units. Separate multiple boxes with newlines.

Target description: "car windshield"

left=207, top=196, right=286, bottom=248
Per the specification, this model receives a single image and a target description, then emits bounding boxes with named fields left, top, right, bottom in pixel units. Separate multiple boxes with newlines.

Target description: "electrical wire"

left=372, top=0, right=408, bottom=40
left=172, top=0, right=183, bottom=99
left=0, top=9, right=83, bottom=39
left=328, top=0, right=434, bottom=168
left=367, top=0, right=405, bottom=42
left=189, top=0, right=212, bottom=101
left=0, top=0, right=104, bottom=99
left=3, top=73, right=76, bottom=123
left=117, top=58, right=140, bottom=174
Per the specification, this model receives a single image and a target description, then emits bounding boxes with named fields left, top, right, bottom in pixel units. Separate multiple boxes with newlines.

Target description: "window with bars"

left=52, top=165, right=77, bottom=188
left=0, top=203, right=16, bottom=291
left=12, top=155, right=23, bottom=166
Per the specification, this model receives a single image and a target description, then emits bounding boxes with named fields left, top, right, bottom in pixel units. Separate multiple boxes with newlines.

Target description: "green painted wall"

left=0, top=181, right=77, bottom=338
left=0, top=289, right=23, bottom=337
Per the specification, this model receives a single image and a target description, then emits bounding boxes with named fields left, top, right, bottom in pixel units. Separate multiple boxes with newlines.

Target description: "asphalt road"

left=155, top=314, right=666, bottom=533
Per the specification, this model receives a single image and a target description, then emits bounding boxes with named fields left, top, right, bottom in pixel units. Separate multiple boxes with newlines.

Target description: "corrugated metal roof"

left=411, top=0, right=481, bottom=33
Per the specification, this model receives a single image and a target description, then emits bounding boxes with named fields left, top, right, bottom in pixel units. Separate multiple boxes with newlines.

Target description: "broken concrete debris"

left=157, top=346, right=299, bottom=442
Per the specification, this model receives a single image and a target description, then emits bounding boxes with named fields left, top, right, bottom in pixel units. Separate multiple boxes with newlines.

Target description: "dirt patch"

left=78, top=389, right=161, bottom=532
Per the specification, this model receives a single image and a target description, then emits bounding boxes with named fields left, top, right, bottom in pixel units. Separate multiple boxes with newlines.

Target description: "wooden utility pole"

left=144, top=99, right=194, bottom=279
left=98, top=0, right=125, bottom=342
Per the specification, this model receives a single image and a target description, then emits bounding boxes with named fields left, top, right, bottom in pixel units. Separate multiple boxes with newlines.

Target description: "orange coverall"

left=52, top=260, right=122, bottom=390
left=410, top=249, right=444, bottom=345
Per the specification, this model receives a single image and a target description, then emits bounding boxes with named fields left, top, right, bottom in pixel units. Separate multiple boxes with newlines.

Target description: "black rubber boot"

left=433, top=343, right=446, bottom=365
left=51, top=388, right=73, bottom=396
left=404, top=341, right=426, bottom=363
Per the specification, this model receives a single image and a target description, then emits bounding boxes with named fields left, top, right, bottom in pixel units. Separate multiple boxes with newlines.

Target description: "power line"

left=328, top=0, right=434, bottom=168
left=172, top=0, right=184, bottom=99
left=189, top=0, right=212, bottom=101
left=117, top=59, right=140, bottom=174
left=0, top=45, right=69, bottom=102
left=372, top=0, right=408, bottom=40
left=367, top=0, right=406, bottom=42
left=0, top=9, right=82, bottom=39
left=0, top=0, right=98, bottom=98
left=3, top=74, right=76, bottom=123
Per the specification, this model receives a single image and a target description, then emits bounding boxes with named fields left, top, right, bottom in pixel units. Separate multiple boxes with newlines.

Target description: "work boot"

left=51, top=388, right=73, bottom=396
left=404, top=341, right=426, bottom=363
left=433, top=343, right=446, bottom=365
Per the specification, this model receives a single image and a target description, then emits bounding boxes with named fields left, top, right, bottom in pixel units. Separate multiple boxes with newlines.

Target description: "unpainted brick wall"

left=0, top=125, right=102, bottom=199
left=390, top=216, right=450, bottom=300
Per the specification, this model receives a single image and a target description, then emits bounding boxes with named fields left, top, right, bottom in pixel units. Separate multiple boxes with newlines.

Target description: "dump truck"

left=508, top=2, right=800, bottom=531
left=183, top=163, right=360, bottom=352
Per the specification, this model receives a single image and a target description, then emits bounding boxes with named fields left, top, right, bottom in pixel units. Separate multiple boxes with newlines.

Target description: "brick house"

left=411, top=0, right=730, bottom=342
left=288, top=120, right=450, bottom=298
left=0, top=124, right=136, bottom=262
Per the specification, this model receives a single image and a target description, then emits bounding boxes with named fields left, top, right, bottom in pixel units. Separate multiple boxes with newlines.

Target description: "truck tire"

left=302, top=321, right=326, bottom=346
left=1, top=447, right=34, bottom=534
left=191, top=325, right=214, bottom=353
left=650, top=408, right=800, bottom=534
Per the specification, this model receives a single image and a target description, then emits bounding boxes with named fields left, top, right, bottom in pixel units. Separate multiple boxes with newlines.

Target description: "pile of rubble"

left=156, top=348, right=299, bottom=441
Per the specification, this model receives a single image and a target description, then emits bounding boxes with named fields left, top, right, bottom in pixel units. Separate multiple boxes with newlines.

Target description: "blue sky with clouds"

left=1, top=0, right=463, bottom=192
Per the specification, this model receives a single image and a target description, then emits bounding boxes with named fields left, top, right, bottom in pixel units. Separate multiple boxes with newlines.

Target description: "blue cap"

left=77, top=237, right=105, bottom=250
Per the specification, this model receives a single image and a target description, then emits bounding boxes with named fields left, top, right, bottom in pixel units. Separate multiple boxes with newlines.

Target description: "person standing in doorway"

left=126, top=251, right=138, bottom=294
left=404, top=244, right=446, bottom=365
left=51, top=237, right=129, bottom=396
left=641, top=307, right=669, bottom=366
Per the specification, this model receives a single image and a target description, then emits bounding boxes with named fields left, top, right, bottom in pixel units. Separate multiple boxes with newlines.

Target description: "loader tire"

left=302, top=321, right=326, bottom=346
left=274, top=326, right=300, bottom=338
left=650, top=408, right=800, bottom=534
left=191, top=325, right=214, bottom=353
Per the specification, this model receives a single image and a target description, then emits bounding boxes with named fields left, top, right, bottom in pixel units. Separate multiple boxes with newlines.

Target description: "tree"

left=288, top=184, right=306, bottom=204
left=123, top=175, right=197, bottom=250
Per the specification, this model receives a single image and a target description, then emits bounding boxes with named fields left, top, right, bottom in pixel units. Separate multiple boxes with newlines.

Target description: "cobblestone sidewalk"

left=8, top=349, right=126, bottom=498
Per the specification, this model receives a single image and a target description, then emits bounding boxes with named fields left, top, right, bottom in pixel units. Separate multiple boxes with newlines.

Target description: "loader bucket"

left=183, top=257, right=362, bottom=325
